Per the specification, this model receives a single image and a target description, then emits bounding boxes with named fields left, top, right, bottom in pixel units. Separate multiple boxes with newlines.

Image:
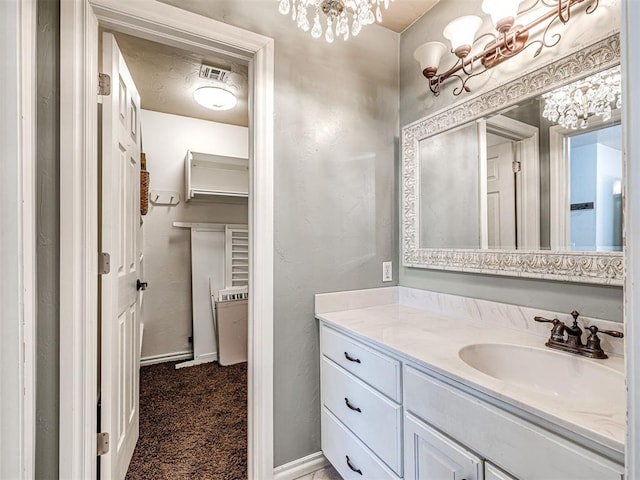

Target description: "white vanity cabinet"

left=319, top=321, right=625, bottom=480
left=320, top=325, right=403, bottom=479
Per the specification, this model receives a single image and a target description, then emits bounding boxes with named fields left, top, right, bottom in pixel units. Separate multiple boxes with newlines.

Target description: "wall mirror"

left=402, top=34, right=623, bottom=285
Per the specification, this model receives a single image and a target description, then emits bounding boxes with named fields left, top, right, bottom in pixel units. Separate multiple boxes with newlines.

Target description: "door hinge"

left=99, top=252, right=111, bottom=275
left=97, top=432, right=110, bottom=456
left=512, top=160, right=522, bottom=173
left=98, top=73, right=111, bottom=96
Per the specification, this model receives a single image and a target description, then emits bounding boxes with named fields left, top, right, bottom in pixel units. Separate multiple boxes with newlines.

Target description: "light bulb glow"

left=482, top=0, right=521, bottom=31
left=443, top=15, right=482, bottom=54
left=413, top=42, right=447, bottom=77
left=193, top=87, right=237, bottom=111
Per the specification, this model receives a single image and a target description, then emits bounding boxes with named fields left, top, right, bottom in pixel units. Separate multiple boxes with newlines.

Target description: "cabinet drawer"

left=321, top=324, right=401, bottom=402
left=322, top=357, right=402, bottom=475
left=404, top=365, right=624, bottom=480
left=322, top=407, right=401, bottom=480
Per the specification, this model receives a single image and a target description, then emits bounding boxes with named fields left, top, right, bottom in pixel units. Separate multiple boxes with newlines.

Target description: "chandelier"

left=413, top=0, right=601, bottom=96
left=542, top=65, right=622, bottom=130
left=277, top=0, right=394, bottom=43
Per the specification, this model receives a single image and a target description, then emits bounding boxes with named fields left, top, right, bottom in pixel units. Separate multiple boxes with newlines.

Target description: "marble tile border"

left=314, top=287, right=398, bottom=314
left=314, top=287, right=624, bottom=357
left=399, top=287, right=624, bottom=357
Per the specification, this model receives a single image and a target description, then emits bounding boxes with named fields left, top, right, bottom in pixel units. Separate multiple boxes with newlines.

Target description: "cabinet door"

left=405, top=413, right=483, bottom=480
left=486, top=462, right=517, bottom=480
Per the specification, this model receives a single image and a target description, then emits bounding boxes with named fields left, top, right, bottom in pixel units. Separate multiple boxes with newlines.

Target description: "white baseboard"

left=175, top=352, right=218, bottom=369
left=140, top=350, right=193, bottom=367
left=274, top=451, right=329, bottom=480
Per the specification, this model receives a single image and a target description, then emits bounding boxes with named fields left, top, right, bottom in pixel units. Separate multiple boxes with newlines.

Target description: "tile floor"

left=295, top=465, right=342, bottom=480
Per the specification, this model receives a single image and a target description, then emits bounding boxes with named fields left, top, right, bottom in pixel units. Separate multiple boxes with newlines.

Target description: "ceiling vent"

left=199, top=64, right=231, bottom=82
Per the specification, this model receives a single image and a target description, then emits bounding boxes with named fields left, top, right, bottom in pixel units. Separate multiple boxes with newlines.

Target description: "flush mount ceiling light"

left=193, top=86, right=237, bottom=111
left=542, top=65, right=622, bottom=130
left=277, top=0, right=394, bottom=43
left=413, top=0, right=600, bottom=96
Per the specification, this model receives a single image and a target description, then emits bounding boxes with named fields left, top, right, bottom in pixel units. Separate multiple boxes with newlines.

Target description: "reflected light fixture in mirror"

left=193, top=86, right=237, bottom=111
left=413, top=0, right=600, bottom=96
left=542, top=65, right=622, bottom=130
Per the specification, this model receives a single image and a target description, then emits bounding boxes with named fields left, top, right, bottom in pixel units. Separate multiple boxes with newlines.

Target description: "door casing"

left=59, top=1, right=275, bottom=478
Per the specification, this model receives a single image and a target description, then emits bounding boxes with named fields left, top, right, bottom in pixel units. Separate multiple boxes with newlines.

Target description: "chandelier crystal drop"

left=542, top=65, right=622, bottom=130
left=278, top=0, right=394, bottom=42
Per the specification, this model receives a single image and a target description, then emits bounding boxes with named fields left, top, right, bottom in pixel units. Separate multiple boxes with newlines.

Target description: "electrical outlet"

left=382, top=261, right=393, bottom=282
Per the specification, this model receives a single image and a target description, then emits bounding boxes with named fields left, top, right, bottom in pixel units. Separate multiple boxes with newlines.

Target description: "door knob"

left=136, top=279, right=148, bottom=291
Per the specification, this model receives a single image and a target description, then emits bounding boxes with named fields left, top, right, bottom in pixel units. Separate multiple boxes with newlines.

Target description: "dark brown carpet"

left=126, top=361, right=247, bottom=480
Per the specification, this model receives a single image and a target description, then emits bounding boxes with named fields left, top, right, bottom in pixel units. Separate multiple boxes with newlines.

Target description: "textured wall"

left=140, top=109, right=248, bottom=360
left=158, top=0, right=400, bottom=466
left=36, top=0, right=60, bottom=477
left=399, top=0, right=624, bottom=322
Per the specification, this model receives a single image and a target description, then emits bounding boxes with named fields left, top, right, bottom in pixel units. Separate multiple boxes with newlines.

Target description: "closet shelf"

left=185, top=150, right=249, bottom=201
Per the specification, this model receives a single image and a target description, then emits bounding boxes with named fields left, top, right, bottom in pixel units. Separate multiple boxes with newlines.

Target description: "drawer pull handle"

left=345, top=456, right=363, bottom=475
left=344, top=352, right=361, bottom=363
left=344, top=397, right=362, bottom=413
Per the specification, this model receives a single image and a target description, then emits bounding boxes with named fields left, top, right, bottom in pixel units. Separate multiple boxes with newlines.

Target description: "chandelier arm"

left=428, top=77, right=441, bottom=96
left=585, top=0, right=599, bottom=15
left=558, top=0, right=572, bottom=24
left=518, top=38, right=545, bottom=58
left=452, top=69, right=485, bottom=96
left=451, top=74, right=469, bottom=96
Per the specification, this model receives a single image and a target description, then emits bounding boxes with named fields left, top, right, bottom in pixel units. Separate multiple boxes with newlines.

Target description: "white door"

left=404, top=414, right=483, bottom=480
left=487, top=141, right=517, bottom=249
left=100, top=32, right=142, bottom=480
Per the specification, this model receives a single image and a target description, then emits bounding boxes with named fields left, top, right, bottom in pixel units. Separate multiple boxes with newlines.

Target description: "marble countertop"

left=316, top=301, right=625, bottom=455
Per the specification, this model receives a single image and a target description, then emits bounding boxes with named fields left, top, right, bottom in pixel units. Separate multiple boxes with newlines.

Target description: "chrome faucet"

left=534, top=310, right=623, bottom=359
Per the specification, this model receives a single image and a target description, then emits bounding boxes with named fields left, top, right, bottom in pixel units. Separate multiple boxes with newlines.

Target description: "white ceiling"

left=378, top=0, right=441, bottom=32
left=108, top=1, right=440, bottom=129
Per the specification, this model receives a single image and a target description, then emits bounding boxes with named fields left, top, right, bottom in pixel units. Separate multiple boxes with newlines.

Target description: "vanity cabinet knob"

left=345, top=456, right=363, bottom=475
left=344, top=397, right=362, bottom=413
left=344, top=352, right=361, bottom=363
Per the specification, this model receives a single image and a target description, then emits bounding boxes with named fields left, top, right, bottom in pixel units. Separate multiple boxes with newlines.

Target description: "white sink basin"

left=458, top=343, right=625, bottom=406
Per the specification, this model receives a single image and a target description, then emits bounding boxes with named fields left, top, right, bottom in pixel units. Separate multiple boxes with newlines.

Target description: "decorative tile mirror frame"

left=401, top=33, right=623, bottom=285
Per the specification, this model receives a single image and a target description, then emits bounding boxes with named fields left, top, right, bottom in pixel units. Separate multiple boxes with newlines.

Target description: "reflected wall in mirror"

left=403, top=34, right=623, bottom=284
left=418, top=64, right=621, bottom=253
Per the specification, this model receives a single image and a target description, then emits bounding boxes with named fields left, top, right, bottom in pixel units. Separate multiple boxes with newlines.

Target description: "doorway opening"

left=98, top=29, right=252, bottom=479
left=59, top=3, right=274, bottom=479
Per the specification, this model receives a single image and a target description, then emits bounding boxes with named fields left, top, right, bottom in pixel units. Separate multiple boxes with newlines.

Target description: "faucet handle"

left=587, top=325, right=624, bottom=338
left=534, top=316, right=566, bottom=343
left=584, top=325, right=623, bottom=359
left=534, top=316, right=559, bottom=324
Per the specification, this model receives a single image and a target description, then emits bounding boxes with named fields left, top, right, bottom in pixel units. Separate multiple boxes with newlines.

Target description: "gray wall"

left=399, top=0, right=623, bottom=322
left=36, top=0, right=60, bottom=477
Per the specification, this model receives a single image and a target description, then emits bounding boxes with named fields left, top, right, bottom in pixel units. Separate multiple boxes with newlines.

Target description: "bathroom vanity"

left=316, top=287, right=625, bottom=480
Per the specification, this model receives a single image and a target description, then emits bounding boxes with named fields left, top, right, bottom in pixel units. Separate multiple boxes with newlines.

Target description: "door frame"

left=59, top=1, right=275, bottom=478
left=0, top=0, right=36, bottom=477
left=485, top=114, right=540, bottom=250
